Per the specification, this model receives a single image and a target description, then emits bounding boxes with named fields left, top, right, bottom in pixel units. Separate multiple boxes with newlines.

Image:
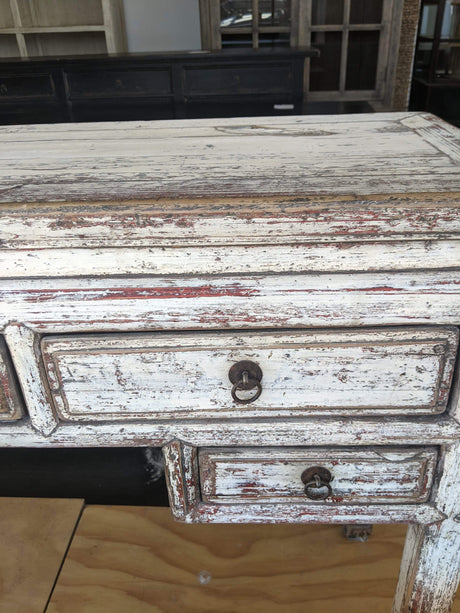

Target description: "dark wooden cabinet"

left=410, top=0, right=460, bottom=126
left=0, top=48, right=317, bottom=125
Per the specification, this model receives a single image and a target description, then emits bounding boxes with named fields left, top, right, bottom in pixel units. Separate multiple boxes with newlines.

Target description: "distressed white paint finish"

left=1, top=197, right=460, bottom=251
left=199, top=447, right=438, bottom=504
left=188, top=502, right=445, bottom=525
left=392, top=371, right=460, bottom=612
left=3, top=325, right=58, bottom=436
left=163, top=440, right=199, bottom=522
left=162, top=441, right=445, bottom=525
left=0, top=113, right=458, bottom=612
left=0, top=415, right=459, bottom=448
left=0, top=113, right=458, bottom=203
left=40, top=327, right=458, bottom=421
left=0, top=337, right=23, bottom=420
left=3, top=240, right=460, bottom=278
left=0, top=272, right=459, bottom=333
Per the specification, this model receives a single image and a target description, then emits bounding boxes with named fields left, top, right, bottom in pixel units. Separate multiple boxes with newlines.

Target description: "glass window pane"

left=259, top=31, right=290, bottom=46
left=221, top=32, right=253, bottom=47
left=442, top=1, right=460, bottom=38
left=259, top=0, right=291, bottom=26
left=220, top=0, right=253, bottom=28
left=448, top=48, right=460, bottom=78
left=310, top=31, right=342, bottom=91
left=414, top=41, right=433, bottom=75
left=312, top=0, right=344, bottom=25
left=350, top=0, right=383, bottom=24
left=346, top=30, right=380, bottom=90
left=436, top=45, right=460, bottom=77
left=420, top=4, right=438, bottom=37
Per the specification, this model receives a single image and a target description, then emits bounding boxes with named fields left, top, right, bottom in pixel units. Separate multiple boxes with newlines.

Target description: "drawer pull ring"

left=301, top=466, right=333, bottom=500
left=228, top=360, right=263, bottom=405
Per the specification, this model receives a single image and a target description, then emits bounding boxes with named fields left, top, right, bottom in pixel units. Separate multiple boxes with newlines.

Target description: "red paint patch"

left=18, top=284, right=259, bottom=302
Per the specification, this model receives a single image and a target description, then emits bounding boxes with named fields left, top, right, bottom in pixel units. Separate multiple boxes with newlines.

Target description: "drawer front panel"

left=41, top=327, right=458, bottom=421
left=0, top=73, right=56, bottom=99
left=0, top=337, right=23, bottom=421
left=65, top=69, right=173, bottom=98
left=199, top=447, right=438, bottom=504
left=184, top=62, right=295, bottom=95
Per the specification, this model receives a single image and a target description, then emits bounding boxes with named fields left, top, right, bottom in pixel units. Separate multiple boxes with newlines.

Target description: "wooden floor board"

left=0, top=497, right=84, bottom=613
left=46, top=506, right=460, bottom=613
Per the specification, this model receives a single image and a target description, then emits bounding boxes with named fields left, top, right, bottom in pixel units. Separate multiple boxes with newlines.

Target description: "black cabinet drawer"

left=184, top=62, right=295, bottom=95
left=0, top=73, right=56, bottom=99
left=65, top=69, right=173, bottom=99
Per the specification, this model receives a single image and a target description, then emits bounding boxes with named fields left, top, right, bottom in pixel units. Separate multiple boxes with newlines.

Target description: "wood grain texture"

left=1, top=271, right=459, bottom=334
left=5, top=240, right=460, bottom=278
left=2, top=415, right=460, bottom=449
left=1, top=195, right=460, bottom=251
left=0, top=113, right=458, bottom=203
left=0, top=497, right=83, bottom=613
left=45, top=505, right=460, bottom=613
left=40, top=327, right=458, bottom=421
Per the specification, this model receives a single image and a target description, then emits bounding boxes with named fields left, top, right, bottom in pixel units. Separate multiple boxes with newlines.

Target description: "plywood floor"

left=0, top=500, right=459, bottom=613
left=0, top=498, right=84, bottom=613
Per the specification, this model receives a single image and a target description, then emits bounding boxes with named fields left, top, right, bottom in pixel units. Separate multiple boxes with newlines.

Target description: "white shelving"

left=0, top=0, right=126, bottom=58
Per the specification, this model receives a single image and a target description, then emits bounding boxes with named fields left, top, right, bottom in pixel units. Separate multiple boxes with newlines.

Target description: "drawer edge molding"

left=1, top=416, right=460, bottom=447
left=186, top=502, right=445, bottom=525
left=162, top=440, right=446, bottom=526
left=4, top=324, right=58, bottom=436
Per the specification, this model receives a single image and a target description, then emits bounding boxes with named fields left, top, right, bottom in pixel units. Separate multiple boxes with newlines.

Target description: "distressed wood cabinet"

left=0, top=112, right=459, bottom=612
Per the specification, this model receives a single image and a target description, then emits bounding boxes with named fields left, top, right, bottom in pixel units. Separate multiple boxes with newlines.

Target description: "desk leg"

left=392, top=441, right=460, bottom=613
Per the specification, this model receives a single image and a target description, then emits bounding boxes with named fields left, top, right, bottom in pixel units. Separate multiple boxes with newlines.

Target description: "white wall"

left=123, top=0, right=202, bottom=53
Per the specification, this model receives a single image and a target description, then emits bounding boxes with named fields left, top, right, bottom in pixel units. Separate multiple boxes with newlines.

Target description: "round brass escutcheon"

left=301, top=466, right=333, bottom=500
left=228, top=360, right=263, bottom=405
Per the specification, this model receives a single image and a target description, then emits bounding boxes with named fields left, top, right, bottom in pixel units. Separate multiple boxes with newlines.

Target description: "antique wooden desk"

left=0, top=113, right=459, bottom=612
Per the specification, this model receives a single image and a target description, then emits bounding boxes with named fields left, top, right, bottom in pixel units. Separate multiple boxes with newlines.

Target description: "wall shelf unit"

left=0, top=0, right=126, bottom=58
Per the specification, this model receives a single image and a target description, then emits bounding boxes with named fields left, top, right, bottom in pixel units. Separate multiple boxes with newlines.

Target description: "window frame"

left=199, top=0, right=405, bottom=108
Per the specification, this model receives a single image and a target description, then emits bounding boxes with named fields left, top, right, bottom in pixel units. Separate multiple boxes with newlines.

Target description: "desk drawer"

left=41, top=326, right=458, bottom=421
left=199, top=447, right=437, bottom=505
left=0, top=73, right=56, bottom=100
left=0, top=337, right=23, bottom=421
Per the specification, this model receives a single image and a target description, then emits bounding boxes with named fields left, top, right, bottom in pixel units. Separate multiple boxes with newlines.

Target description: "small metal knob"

left=228, top=360, right=262, bottom=404
left=301, top=466, right=333, bottom=500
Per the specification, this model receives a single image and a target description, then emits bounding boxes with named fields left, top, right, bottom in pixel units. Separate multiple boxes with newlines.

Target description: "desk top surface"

left=0, top=112, right=459, bottom=206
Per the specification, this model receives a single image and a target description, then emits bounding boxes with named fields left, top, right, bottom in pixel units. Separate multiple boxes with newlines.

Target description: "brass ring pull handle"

left=301, top=466, right=333, bottom=500
left=228, top=360, right=263, bottom=405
